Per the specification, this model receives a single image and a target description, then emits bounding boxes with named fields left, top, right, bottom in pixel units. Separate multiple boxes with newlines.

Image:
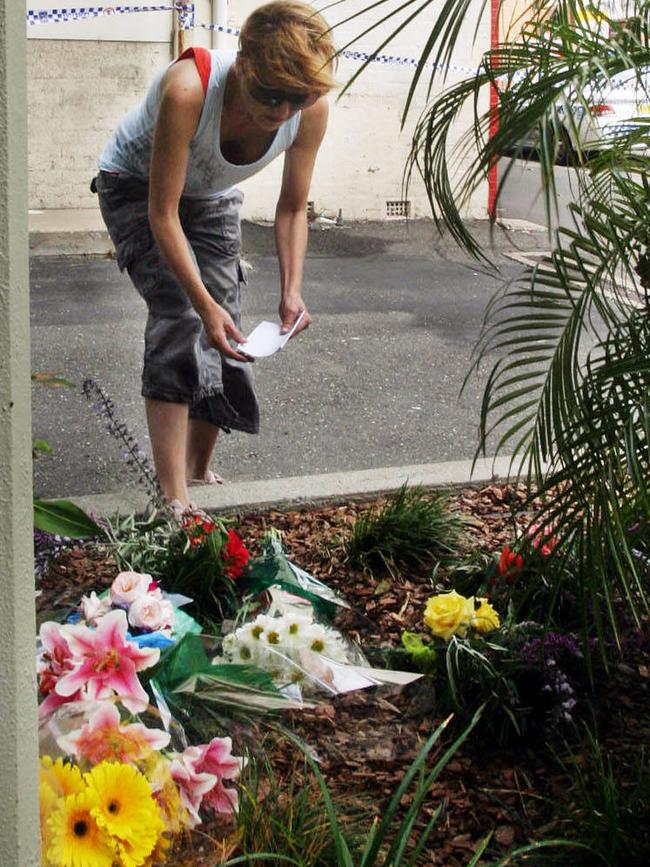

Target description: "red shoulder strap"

left=175, top=46, right=211, bottom=95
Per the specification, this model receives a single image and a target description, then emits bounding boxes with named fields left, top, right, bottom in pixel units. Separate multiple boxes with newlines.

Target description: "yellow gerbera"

left=40, top=778, right=61, bottom=856
left=85, top=761, right=164, bottom=866
left=45, top=788, right=116, bottom=867
left=40, top=756, right=85, bottom=798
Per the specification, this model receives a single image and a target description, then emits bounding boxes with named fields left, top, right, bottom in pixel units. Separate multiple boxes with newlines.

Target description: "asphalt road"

left=31, top=220, right=540, bottom=499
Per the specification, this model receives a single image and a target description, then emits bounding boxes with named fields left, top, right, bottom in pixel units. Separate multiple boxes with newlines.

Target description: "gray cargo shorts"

left=92, top=170, right=259, bottom=434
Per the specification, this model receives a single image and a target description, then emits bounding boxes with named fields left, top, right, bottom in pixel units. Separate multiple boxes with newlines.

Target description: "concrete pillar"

left=0, top=2, right=41, bottom=864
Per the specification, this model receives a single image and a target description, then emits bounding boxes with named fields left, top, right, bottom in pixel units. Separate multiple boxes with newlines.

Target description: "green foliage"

left=344, top=484, right=465, bottom=575
left=32, top=438, right=53, bottom=459
left=101, top=509, right=173, bottom=576
left=102, top=509, right=237, bottom=619
left=401, top=630, right=438, bottom=674
left=31, top=371, right=75, bottom=389
left=232, top=749, right=368, bottom=866
left=33, top=498, right=104, bottom=539
left=344, top=0, right=650, bottom=641
left=526, top=726, right=650, bottom=866
left=226, top=708, right=492, bottom=866
left=163, top=514, right=237, bottom=619
left=453, top=539, right=586, bottom=633
left=399, top=620, right=593, bottom=745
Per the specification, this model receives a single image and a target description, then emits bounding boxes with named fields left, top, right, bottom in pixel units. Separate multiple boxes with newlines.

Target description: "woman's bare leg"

left=145, top=398, right=191, bottom=506
left=186, top=418, right=220, bottom=481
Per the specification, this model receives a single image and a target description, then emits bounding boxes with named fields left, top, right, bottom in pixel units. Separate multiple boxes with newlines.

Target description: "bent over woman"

left=93, top=0, right=335, bottom=514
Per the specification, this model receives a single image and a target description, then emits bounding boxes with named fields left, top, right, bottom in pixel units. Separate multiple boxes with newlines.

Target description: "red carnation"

left=498, top=545, right=523, bottom=581
left=223, top=530, right=249, bottom=579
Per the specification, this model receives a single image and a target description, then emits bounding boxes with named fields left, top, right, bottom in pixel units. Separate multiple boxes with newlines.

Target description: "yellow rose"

left=423, top=591, right=474, bottom=641
left=471, top=598, right=500, bottom=634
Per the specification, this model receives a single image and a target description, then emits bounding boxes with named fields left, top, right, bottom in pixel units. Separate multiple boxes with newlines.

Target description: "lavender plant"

left=82, top=378, right=163, bottom=506
left=33, top=528, right=75, bottom=583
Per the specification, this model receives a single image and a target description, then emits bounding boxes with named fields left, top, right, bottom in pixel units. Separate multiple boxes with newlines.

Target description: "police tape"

left=27, top=3, right=195, bottom=28
left=197, top=21, right=477, bottom=75
left=27, top=5, right=633, bottom=91
left=26, top=5, right=476, bottom=75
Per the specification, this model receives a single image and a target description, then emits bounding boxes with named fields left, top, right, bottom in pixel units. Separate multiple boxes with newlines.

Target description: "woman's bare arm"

left=275, top=97, right=329, bottom=335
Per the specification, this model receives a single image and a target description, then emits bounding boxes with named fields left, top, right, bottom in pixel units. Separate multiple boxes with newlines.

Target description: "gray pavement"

left=31, top=219, right=546, bottom=502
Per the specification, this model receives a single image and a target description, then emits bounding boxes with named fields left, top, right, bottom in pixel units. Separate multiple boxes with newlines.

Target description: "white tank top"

left=99, top=49, right=301, bottom=199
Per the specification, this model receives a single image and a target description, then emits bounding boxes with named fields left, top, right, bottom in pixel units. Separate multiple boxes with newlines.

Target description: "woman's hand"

left=201, top=299, right=253, bottom=363
left=279, top=293, right=311, bottom=336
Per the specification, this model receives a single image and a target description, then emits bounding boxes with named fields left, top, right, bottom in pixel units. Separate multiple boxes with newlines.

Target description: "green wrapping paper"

left=242, top=529, right=350, bottom=620
left=150, top=633, right=306, bottom=713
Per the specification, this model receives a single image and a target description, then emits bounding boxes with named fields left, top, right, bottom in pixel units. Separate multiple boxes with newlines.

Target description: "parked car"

left=505, top=67, right=650, bottom=163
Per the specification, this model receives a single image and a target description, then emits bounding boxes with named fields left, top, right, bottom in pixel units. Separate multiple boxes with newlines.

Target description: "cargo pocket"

left=94, top=172, right=154, bottom=272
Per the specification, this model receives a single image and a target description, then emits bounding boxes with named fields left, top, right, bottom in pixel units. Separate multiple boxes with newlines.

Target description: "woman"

left=92, top=1, right=336, bottom=515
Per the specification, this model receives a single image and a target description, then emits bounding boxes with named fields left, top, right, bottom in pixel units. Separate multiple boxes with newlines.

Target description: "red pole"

left=488, top=0, right=500, bottom=220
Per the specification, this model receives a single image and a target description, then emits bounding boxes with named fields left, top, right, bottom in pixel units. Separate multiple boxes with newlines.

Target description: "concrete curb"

left=29, top=231, right=113, bottom=258
left=69, top=456, right=514, bottom=518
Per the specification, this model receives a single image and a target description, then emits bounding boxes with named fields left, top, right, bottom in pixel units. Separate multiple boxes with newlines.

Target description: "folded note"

left=237, top=311, right=305, bottom=358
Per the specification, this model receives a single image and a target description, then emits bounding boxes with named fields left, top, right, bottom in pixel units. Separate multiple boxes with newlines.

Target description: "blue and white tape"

left=28, top=5, right=633, bottom=91
left=27, top=3, right=195, bottom=28
left=197, top=21, right=477, bottom=76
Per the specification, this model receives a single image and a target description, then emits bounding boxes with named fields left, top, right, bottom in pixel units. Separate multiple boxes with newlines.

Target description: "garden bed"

left=36, top=484, right=650, bottom=865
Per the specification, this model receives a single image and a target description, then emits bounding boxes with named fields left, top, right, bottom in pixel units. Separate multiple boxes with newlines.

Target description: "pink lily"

left=56, top=700, right=170, bottom=764
left=37, top=621, right=82, bottom=719
left=55, top=609, right=159, bottom=714
left=193, top=736, right=244, bottom=814
left=204, top=780, right=239, bottom=814
left=170, top=747, right=218, bottom=828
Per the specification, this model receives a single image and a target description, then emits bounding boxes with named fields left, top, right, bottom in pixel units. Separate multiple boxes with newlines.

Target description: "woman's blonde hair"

left=239, top=1, right=337, bottom=94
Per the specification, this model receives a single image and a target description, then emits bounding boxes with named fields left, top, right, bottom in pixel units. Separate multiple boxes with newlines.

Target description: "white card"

left=237, top=312, right=305, bottom=358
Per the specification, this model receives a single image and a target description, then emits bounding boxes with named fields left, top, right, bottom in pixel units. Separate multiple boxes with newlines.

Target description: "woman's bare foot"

left=187, top=470, right=225, bottom=486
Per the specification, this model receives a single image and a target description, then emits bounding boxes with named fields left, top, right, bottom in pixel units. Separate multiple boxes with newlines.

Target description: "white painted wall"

left=233, top=0, right=490, bottom=220
left=26, top=0, right=491, bottom=218
left=28, top=39, right=171, bottom=209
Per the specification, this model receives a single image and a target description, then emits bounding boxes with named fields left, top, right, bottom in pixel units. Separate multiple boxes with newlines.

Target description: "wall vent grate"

left=386, top=199, right=411, bottom=218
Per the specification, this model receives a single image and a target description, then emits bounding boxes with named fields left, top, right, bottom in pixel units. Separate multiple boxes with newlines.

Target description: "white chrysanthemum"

left=222, top=631, right=264, bottom=666
left=302, top=623, right=349, bottom=663
left=222, top=611, right=352, bottom=685
left=277, top=612, right=315, bottom=652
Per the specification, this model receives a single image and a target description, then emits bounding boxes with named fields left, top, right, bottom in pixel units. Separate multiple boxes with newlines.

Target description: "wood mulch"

left=36, top=484, right=650, bottom=865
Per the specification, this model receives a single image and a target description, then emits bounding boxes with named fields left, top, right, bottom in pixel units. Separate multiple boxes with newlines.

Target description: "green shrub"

left=233, top=750, right=367, bottom=866
left=344, top=484, right=465, bottom=575
left=539, top=727, right=650, bottom=866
